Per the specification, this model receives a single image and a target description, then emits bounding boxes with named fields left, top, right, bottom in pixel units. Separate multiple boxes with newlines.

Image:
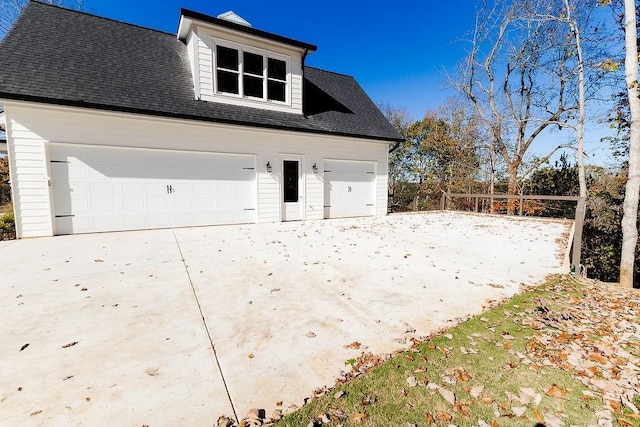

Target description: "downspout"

left=301, top=48, right=309, bottom=117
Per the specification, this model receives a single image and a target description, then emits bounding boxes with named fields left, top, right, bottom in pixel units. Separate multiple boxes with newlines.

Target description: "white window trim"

left=212, top=38, right=291, bottom=106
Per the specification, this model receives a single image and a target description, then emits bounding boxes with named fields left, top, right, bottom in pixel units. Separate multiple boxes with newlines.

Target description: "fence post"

left=475, top=196, right=479, bottom=212
left=572, top=197, right=586, bottom=275
left=440, top=192, right=446, bottom=210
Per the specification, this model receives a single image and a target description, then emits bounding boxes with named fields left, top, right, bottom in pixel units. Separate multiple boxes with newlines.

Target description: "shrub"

left=0, top=206, right=16, bottom=240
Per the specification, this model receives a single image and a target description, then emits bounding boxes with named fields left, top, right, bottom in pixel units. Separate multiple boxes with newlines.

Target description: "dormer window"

left=214, top=40, right=290, bottom=104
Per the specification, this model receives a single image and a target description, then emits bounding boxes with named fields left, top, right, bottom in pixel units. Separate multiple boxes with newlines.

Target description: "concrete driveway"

left=0, top=212, right=571, bottom=426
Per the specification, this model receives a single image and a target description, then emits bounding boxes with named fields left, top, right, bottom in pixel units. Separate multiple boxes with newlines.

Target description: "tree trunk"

left=620, top=0, right=640, bottom=288
left=564, top=0, right=587, bottom=274
left=507, top=165, right=518, bottom=215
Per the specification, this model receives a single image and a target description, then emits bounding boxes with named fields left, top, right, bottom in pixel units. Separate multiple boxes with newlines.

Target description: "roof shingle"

left=0, top=2, right=401, bottom=142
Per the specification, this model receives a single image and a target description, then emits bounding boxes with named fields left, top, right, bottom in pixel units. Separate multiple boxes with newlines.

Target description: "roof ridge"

left=304, top=65, right=355, bottom=80
left=28, top=0, right=175, bottom=37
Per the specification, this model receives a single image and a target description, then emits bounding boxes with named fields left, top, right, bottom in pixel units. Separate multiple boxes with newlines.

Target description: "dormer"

left=177, top=9, right=317, bottom=114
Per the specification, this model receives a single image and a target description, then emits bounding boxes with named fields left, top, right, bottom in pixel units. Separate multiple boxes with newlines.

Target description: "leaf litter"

left=245, top=276, right=640, bottom=426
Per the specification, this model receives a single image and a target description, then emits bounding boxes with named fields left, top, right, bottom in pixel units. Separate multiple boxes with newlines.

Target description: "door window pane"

left=283, top=160, right=298, bottom=203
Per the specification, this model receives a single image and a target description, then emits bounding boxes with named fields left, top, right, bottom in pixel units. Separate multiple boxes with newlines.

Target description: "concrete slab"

left=0, top=212, right=571, bottom=425
left=172, top=212, right=571, bottom=418
left=0, top=229, right=234, bottom=426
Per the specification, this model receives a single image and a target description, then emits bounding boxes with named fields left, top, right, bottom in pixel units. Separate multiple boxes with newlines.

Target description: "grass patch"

left=273, top=275, right=634, bottom=426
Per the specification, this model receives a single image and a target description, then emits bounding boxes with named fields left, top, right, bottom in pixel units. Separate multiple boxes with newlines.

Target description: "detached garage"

left=0, top=3, right=401, bottom=238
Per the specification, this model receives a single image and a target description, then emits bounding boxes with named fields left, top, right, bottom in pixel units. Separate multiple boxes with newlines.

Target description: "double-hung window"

left=214, top=41, right=289, bottom=103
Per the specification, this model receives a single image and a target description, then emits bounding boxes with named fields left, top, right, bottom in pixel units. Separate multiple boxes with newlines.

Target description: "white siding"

left=186, top=31, right=200, bottom=98
left=4, top=111, right=53, bottom=238
left=197, top=32, right=214, bottom=97
left=4, top=102, right=389, bottom=238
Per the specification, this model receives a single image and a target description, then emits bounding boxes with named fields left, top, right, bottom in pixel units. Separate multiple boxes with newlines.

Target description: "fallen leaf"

left=351, top=413, right=368, bottom=423
left=545, top=384, right=567, bottom=399
left=470, top=385, right=484, bottom=398
left=532, top=408, right=544, bottom=423
left=425, top=412, right=435, bottom=423
left=437, top=412, right=452, bottom=421
left=512, top=406, right=527, bottom=417
left=344, top=341, right=361, bottom=350
left=20, top=343, right=29, bottom=352
left=618, top=419, right=634, bottom=427
left=491, top=421, right=499, bottom=427
left=62, top=341, right=78, bottom=348
left=248, top=353, right=255, bottom=359
left=455, top=403, right=469, bottom=416
left=305, top=331, right=316, bottom=338
left=438, top=387, right=456, bottom=405
left=590, top=354, right=607, bottom=364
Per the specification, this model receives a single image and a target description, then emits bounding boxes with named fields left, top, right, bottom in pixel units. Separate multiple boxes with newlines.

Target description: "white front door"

left=282, top=157, right=303, bottom=221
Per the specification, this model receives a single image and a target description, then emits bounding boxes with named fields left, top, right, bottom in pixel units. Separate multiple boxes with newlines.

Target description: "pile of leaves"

left=270, top=275, right=640, bottom=426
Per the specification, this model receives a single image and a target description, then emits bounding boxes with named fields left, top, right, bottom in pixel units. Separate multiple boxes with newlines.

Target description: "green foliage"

left=521, top=158, right=636, bottom=283
left=0, top=156, right=9, bottom=184
left=582, top=168, right=628, bottom=283
left=522, top=154, right=579, bottom=218
left=0, top=206, right=15, bottom=241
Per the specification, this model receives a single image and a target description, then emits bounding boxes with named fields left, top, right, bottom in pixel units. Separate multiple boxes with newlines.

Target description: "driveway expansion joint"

left=172, top=229, right=238, bottom=422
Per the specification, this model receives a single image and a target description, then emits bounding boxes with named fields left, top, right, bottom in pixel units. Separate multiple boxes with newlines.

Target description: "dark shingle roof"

left=0, top=2, right=401, bottom=142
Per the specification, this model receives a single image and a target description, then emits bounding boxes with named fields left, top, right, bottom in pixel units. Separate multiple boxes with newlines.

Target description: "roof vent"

left=216, top=11, right=252, bottom=27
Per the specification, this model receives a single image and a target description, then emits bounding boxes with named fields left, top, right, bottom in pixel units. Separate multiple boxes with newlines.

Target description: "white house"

left=0, top=2, right=401, bottom=238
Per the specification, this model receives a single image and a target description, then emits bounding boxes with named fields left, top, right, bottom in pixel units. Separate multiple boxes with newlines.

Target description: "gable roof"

left=0, top=2, right=401, bottom=142
left=178, top=8, right=317, bottom=52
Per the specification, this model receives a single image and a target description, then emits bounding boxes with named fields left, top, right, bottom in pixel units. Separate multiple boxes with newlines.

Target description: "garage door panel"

left=324, top=160, right=376, bottom=219
left=50, top=144, right=257, bottom=234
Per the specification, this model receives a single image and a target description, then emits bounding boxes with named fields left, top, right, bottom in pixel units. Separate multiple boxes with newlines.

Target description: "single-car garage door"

left=49, top=144, right=256, bottom=235
left=324, top=160, right=376, bottom=219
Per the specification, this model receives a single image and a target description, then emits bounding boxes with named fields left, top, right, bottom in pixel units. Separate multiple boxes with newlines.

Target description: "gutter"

left=301, top=48, right=309, bottom=117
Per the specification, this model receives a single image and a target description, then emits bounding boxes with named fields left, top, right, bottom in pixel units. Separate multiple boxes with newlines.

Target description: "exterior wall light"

left=266, top=161, right=272, bottom=173
left=312, top=163, right=318, bottom=174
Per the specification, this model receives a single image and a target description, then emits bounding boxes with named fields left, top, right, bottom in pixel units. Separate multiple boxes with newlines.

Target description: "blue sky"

left=82, top=0, right=478, bottom=119
left=76, top=1, right=618, bottom=165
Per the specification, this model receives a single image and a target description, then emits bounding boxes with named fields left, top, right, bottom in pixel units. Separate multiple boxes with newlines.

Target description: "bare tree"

left=1, top=0, right=84, bottom=40
left=379, top=103, right=414, bottom=196
left=619, top=0, right=640, bottom=288
left=450, top=0, right=595, bottom=213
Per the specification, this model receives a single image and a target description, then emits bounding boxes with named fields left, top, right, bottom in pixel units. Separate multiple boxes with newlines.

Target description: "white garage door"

left=49, top=144, right=257, bottom=235
left=324, top=160, right=376, bottom=219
